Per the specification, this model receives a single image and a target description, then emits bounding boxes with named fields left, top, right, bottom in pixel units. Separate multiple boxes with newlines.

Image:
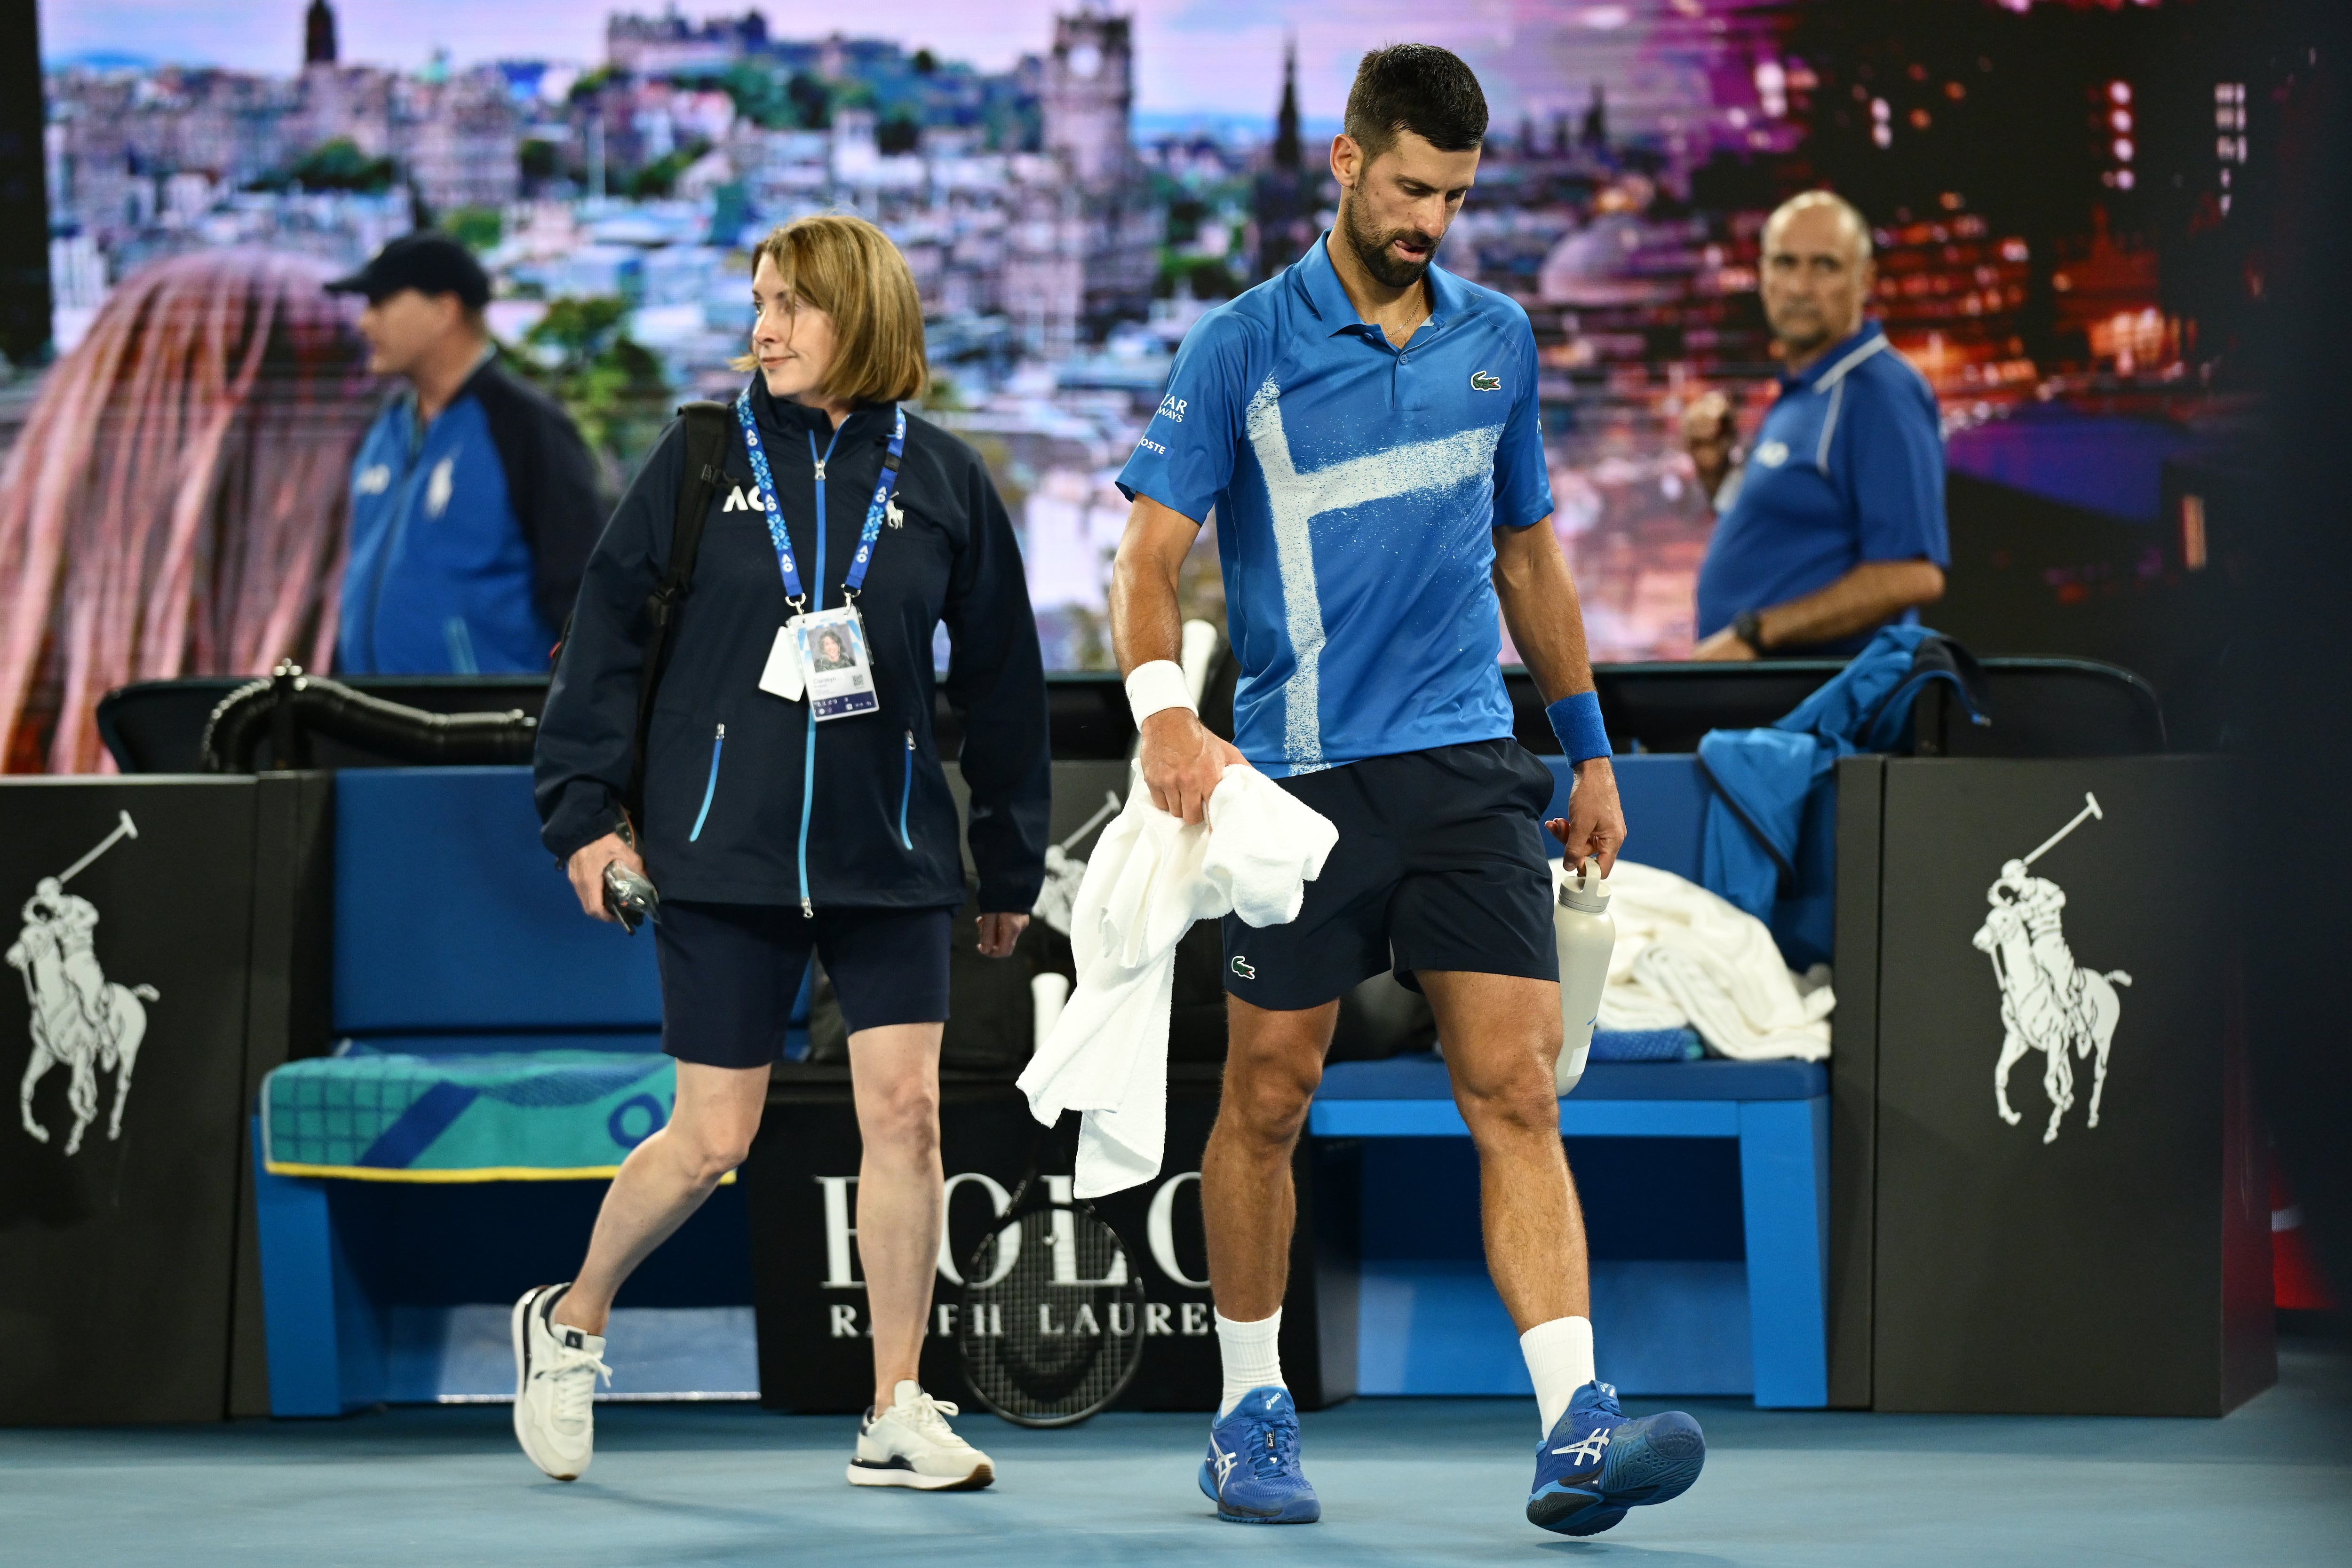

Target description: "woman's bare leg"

left=552, top=1060, right=771, bottom=1335
left=846, top=1022, right=946, bottom=1412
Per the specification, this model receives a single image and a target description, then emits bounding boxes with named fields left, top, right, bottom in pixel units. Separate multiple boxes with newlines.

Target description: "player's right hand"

left=1138, top=708, right=1246, bottom=825
left=567, top=832, right=646, bottom=922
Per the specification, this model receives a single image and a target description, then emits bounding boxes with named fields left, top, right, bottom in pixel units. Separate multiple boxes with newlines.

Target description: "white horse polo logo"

left=9, top=813, right=156, bottom=1155
left=1029, top=790, right=1123, bottom=938
left=1971, top=793, right=2131, bottom=1145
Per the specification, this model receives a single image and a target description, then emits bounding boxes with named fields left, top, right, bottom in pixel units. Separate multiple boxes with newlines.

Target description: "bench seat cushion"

left=1319, top=1051, right=1828, bottom=1102
left=262, top=1043, right=675, bottom=1180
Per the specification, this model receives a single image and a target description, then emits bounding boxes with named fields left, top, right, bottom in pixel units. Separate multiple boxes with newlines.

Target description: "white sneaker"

left=849, top=1379, right=996, bottom=1490
left=511, top=1283, right=611, bottom=1481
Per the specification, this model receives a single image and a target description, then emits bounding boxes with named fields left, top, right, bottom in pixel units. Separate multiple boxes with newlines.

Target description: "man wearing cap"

left=328, top=231, right=606, bottom=674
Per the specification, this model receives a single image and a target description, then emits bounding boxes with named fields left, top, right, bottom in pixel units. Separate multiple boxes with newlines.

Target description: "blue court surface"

left=7, top=1345, right=2347, bottom=1568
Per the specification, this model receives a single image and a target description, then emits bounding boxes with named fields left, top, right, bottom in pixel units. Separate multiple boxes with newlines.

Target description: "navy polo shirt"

left=1117, top=234, right=1553, bottom=775
left=1694, top=321, right=1947, bottom=655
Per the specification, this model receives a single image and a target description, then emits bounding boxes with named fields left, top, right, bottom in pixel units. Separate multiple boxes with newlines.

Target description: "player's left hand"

left=976, top=911, right=1029, bottom=958
left=1546, top=756, right=1627, bottom=877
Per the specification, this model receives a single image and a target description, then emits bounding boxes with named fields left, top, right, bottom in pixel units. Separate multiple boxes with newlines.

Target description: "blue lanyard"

left=733, top=386, right=907, bottom=611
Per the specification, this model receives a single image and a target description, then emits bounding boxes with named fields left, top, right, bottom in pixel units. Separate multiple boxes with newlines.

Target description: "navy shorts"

left=1220, top=740, right=1560, bottom=1011
left=654, top=901, right=953, bottom=1069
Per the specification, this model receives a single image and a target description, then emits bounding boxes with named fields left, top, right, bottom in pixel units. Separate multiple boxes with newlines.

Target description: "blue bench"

left=253, top=768, right=768, bottom=1416
left=255, top=758, right=1829, bottom=1412
left=1305, top=755, right=1831, bottom=1408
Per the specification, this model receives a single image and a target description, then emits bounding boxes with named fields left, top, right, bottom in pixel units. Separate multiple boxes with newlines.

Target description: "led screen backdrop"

left=10, top=0, right=2269, bottom=769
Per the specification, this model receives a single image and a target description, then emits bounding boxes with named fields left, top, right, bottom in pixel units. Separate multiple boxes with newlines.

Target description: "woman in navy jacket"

left=523, top=215, right=1049, bottom=1489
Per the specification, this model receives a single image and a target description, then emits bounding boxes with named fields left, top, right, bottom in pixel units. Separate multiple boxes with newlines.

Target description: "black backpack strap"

left=623, top=400, right=734, bottom=826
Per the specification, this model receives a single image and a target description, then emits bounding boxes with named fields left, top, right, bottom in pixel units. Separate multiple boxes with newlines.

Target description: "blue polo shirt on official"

left=1693, top=320, right=1948, bottom=656
left=1117, top=234, right=1553, bottom=776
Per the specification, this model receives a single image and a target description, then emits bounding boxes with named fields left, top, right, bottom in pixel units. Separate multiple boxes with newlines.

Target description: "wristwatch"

left=1732, top=610, right=1767, bottom=655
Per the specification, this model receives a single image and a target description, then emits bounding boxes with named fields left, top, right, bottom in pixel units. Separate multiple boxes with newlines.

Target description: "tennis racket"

left=955, top=1117, right=1148, bottom=1427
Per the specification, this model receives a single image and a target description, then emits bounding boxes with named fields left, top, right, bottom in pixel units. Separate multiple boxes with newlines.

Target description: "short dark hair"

left=1344, top=44, right=1489, bottom=167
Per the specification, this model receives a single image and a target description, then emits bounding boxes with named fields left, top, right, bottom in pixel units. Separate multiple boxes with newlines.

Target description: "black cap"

left=326, top=231, right=492, bottom=309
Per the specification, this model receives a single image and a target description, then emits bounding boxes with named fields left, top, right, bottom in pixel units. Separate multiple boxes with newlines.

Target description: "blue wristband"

left=1546, top=691, right=1612, bottom=764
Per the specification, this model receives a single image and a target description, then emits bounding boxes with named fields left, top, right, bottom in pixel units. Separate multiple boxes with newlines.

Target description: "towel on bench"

left=1577, top=860, right=1835, bottom=1062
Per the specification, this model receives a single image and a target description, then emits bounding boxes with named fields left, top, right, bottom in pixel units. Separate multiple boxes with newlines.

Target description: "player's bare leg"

left=1417, top=970, right=1589, bottom=1328
left=1192, top=994, right=1338, bottom=1523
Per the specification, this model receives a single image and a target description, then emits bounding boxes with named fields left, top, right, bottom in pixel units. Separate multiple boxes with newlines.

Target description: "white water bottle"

left=1554, top=857, right=1615, bottom=1097
left=1031, top=972, right=1071, bottom=1055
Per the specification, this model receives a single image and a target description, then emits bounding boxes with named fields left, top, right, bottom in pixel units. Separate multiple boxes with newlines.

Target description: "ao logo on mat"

left=1971, top=792, right=2131, bottom=1146
left=9, top=812, right=158, bottom=1156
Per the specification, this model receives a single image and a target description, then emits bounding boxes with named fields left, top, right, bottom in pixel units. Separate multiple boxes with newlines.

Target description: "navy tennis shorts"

left=654, top=900, right=952, bottom=1069
left=1220, top=739, right=1561, bottom=1011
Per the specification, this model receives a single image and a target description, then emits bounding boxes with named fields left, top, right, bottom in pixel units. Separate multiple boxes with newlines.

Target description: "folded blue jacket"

left=1696, top=625, right=1987, bottom=968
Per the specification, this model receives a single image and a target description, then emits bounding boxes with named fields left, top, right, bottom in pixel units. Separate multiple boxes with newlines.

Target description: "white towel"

left=1017, top=764, right=1336, bottom=1196
left=1573, top=859, right=1836, bottom=1061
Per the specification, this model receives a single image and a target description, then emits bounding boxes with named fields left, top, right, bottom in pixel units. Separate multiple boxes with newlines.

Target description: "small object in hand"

left=603, top=861, right=660, bottom=934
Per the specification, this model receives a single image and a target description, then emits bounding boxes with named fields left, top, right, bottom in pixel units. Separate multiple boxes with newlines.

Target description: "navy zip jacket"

left=533, top=383, right=1050, bottom=914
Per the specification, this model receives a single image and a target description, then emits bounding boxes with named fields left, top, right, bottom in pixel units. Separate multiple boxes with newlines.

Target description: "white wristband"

left=1124, top=659, right=1196, bottom=727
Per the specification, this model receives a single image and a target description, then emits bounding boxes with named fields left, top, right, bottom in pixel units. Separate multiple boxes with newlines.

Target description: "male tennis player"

left=1110, top=45, right=1705, bottom=1537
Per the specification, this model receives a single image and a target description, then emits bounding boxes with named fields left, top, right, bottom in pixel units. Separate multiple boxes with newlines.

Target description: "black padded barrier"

left=2, top=780, right=249, bottom=1421
left=1835, top=757, right=2271, bottom=1416
left=1502, top=657, right=2166, bottom=759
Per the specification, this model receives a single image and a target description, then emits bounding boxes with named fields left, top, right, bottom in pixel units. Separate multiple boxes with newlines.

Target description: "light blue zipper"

left=898, top=730, right=915, bottom=850
left=690, top=723, right=725, bottom=841
left=793, top=421, right=846, bottom=917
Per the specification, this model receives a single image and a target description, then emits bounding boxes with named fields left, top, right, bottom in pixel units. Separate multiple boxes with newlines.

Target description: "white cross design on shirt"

left=1243, top=378, right=1502, bottom=771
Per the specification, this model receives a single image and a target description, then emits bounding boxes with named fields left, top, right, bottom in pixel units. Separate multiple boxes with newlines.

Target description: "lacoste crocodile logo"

left=1230, top=956, right=1256, bottom=980
left=1470, top=371, right=1502, bottom=391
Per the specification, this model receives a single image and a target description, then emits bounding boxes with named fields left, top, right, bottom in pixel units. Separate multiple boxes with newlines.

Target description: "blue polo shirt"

left=1116, top=235, right=1553, bottom=775
left=1694, top=321, right=1948, bottom=655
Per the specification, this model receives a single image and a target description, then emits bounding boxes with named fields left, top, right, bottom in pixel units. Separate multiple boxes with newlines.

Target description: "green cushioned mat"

left=262, top=1047, right=678, bottom=1181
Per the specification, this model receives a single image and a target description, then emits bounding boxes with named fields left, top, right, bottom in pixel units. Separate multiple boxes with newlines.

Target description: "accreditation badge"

left=757, top=625, right=804, bottom=702
left=792, top=606, right=879, bottom=721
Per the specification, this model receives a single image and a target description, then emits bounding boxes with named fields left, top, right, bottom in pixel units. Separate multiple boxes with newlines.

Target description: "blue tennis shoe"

left=1198, top=1386, right=1320, bottom=1524
left=1526, top=1380, right=1706, bottom=1536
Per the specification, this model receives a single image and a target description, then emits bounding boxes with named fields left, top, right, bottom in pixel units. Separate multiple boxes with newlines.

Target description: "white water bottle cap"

left=1558, top=856, right=1612, bottom=914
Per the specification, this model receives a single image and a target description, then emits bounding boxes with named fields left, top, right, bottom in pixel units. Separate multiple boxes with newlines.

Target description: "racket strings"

left=959, top=1203, right=1147, bottom=1425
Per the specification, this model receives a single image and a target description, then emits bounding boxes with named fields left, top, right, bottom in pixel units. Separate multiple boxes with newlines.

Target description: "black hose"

left=200, top=679, right=277, bottom=773
left=200, top=670, right=537, bottom=772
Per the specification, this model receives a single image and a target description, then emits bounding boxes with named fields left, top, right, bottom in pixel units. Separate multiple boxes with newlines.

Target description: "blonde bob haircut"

left=734, top=213, right=928, bottom=404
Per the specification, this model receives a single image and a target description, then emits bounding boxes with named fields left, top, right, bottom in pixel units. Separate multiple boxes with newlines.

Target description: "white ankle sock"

left=1521, top=1316, right=1596, bottom=1435
left=1215, top=1309, right=1285, bottom=1418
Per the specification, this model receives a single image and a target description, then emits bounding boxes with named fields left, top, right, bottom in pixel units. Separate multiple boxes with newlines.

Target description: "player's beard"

left=1339, top=194, right=1442, bottom=290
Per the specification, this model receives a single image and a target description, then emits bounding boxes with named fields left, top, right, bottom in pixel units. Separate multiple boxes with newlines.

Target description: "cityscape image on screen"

left=35, top=0, right=2260, bottom=670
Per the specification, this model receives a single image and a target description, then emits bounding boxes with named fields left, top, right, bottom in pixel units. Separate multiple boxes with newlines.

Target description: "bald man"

left=1684, top=191, right=1947, bottom=660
